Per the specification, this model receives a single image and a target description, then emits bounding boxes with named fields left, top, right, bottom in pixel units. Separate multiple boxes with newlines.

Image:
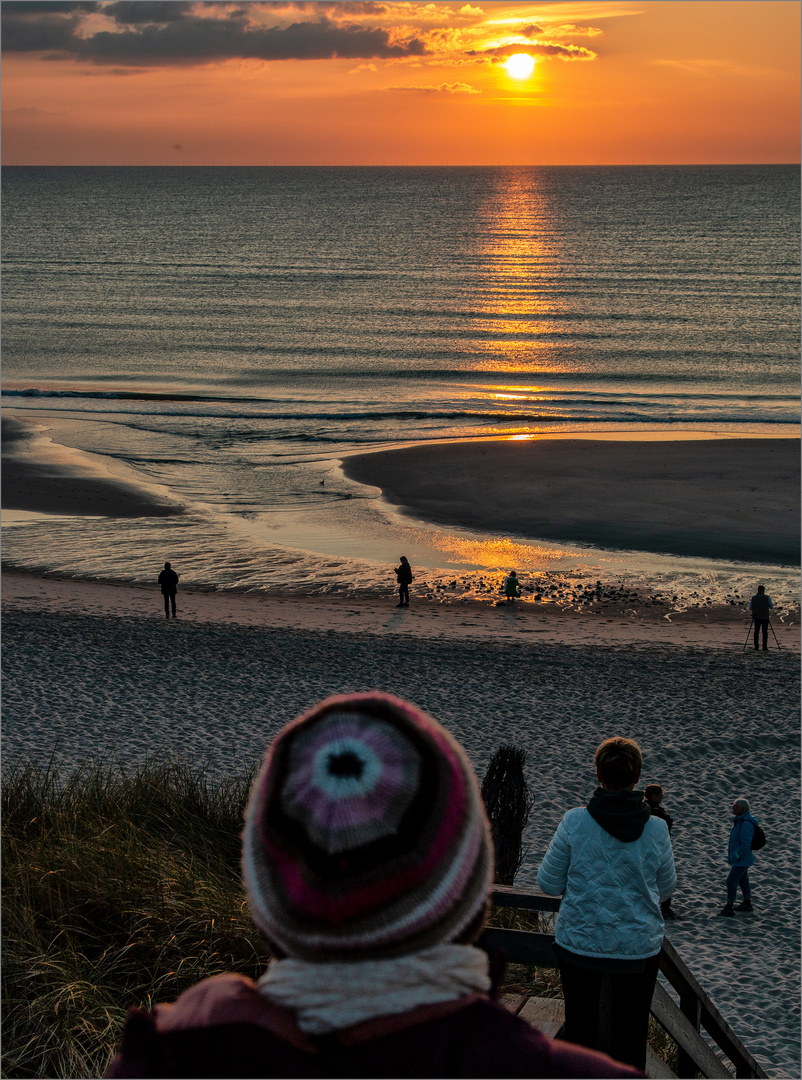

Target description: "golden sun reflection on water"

left=422, top=531, right=573, bottom=570
left=468, top=171, right=573, bottom=382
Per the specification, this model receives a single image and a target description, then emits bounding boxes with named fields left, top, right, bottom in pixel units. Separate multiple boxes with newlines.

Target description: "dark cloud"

left=520, top=24, right=544, bottom=38
left=104, top=2, right=196, bottom=24
left=2, top=2, right=97, bottom=11
left=2, top=8, right=427, bottom=64
left=285, top=2, right=390, bottom=13
left=468, top=41, right=596, bottom=62
left=1, top=6, right=86, bottom=52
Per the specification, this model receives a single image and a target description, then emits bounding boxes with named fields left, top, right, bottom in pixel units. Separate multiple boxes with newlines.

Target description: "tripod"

left=743, top=618, right=782, bottom=651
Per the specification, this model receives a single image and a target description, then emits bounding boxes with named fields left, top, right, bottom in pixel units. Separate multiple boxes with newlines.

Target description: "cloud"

left=82, top=65, right=150, bottom=75
left=520, top=24, right=544, bottom=38
left=469, top=40, right=597, bottom=63
left=546, top=23, right=603, bottom=40
left=387, top=81, right=479, bottom=93
left=104, top=2, right=196, bottom=24
left=1, top=6, right=428, bottom=65
left=1, top=4, right=92, bottom=53
left=2, top=1, right=97, bottom=10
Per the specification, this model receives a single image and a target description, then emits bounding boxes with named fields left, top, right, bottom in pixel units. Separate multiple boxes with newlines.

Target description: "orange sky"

left=2, top=1, right=799, bottom=165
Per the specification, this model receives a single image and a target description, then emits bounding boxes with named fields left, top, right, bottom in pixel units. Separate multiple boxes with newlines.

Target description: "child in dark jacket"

left=106, top=693, right=643, bottom=1079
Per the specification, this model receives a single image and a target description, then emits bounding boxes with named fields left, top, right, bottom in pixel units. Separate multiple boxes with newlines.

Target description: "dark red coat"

left=105, top=973, right=643, bottom=1079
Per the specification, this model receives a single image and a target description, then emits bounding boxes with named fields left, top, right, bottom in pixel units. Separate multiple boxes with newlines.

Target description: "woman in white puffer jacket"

left=537, top=737, right=676, bottom=1073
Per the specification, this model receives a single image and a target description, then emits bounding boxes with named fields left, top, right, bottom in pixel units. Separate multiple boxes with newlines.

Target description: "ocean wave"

left=4, top=396, right=799, bottom=429
left=1, top=388, right=272, bottom=404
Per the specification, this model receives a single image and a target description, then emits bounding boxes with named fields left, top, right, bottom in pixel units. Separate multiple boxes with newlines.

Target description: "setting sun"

left=505, top=53, right=536, bottom=80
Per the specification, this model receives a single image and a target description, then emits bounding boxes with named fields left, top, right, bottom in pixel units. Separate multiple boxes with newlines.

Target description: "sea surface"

left=2, top=166, right=800, bottom=603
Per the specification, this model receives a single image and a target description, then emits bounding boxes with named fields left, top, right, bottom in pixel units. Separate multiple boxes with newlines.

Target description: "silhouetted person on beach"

left=158, top=561, right=179, bottom=618
left=719, top=797, right=760, bottom=917
left=644, top=785, right=679, bottom=919
left=105, top=692, right=641, bottom=1079
left=395, top=555, right=412, bottom=608
left=749, top=585, right=773, bottom=650
left=537, top=737, right=676, bottom=1072
left=504, top=570, right=521, bottom=604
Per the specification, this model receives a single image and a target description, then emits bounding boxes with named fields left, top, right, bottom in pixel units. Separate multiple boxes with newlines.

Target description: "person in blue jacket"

left=719, top=798, right=758, bottom=916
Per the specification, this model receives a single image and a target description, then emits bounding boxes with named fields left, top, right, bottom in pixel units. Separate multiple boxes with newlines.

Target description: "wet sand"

left=2, top=416, right=183, bottom=518
left=343, top=438, right=801, bottom=565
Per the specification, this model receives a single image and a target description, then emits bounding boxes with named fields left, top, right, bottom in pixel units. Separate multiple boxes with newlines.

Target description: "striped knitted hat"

left=242, top=692, right=493, bottom=961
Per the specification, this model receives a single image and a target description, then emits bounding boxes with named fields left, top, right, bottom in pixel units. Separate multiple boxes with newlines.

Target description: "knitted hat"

left=242, top=692, right=493, bottom=962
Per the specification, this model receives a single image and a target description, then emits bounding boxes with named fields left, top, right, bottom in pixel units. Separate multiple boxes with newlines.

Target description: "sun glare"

left=505, top=53, right=535, bottom=80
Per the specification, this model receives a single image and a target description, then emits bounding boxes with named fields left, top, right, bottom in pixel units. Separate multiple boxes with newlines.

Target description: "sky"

left=1, top=0, right=800, bottom=165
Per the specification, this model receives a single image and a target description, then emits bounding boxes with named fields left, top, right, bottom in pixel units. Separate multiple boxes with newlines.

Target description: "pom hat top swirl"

left=242, top=692, right=493, bottom=961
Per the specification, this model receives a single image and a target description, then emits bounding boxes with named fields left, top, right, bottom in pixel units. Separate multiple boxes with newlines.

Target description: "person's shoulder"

left=154, top=973, right=260, bottom=1027
left=644, top=815, right=670, bottom=837
left=559, top=807, right=588, bottom=829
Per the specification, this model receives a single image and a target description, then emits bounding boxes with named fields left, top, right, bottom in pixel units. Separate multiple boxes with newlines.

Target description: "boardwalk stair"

left=480, top=886, right=768, bottom=1080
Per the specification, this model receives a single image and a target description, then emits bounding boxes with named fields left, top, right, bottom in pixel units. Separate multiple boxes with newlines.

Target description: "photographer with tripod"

left=749, top=585, right=774, bottom=651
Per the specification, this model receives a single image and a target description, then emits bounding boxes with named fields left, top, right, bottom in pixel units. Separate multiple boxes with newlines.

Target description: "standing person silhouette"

left=158, top=561, right=179, bottom=619
left=395, top=555, right=412, bottom=608
left=749, top=585, right=773, bottom=651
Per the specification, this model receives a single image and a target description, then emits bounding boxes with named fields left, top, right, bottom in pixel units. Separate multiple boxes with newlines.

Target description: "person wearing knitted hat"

left=106, top=693, right=642, bottom=1078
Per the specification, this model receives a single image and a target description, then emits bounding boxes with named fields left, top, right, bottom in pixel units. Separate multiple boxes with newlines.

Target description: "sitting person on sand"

left=537, top=737, right=676, bottom=1073
left=719, top=797, right=759, bottom=917
left=504, top=570, right=521, bottom=604
left=106, top=693, right=642, bottom=1079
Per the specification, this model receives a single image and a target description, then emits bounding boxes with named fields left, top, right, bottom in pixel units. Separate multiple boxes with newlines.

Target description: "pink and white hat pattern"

left=242, top=692, right=493, bottom=961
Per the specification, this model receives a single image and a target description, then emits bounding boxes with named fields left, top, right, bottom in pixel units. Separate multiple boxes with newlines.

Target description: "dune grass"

left=1, top=756, right=267, bottom=1079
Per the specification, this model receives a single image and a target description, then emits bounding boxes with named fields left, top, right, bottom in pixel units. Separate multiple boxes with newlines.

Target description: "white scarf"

left=258, top=943, right=491, bottom=1035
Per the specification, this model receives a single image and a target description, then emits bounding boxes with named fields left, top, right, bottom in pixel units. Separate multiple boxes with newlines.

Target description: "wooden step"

left=505, top=994, right=678, bottom=1079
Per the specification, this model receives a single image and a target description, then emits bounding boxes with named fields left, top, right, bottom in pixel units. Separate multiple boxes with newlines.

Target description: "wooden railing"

left=479, top=886, right=767, bottom=1080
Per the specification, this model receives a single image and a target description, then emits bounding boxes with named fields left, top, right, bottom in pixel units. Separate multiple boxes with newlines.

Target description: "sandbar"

left=2, top=416, right=182, bottom=518
left=343, top=438, right=800, bottom=565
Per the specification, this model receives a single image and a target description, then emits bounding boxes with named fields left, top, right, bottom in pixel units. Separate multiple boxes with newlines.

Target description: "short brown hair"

left=595, top=737, right=643, bottom=790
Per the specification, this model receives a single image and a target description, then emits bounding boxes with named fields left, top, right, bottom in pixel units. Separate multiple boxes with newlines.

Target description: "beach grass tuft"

left=2, top=755, right=266, bottom=1080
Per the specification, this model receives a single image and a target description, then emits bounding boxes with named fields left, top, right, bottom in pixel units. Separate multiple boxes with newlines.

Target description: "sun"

left=504, top=53, right=536, bottom=80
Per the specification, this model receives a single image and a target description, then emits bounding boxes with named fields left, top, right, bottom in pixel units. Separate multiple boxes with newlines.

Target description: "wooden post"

left=677, top=990, right=701, bottom=1078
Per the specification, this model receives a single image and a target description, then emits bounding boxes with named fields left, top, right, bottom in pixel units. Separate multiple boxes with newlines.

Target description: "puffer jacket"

left=728, top=812, right=757, bottom=867
left=537, top=808, right=676, bottom=960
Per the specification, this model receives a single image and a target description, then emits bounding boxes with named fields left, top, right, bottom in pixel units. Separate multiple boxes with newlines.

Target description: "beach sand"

left=343, top=438, right=801, bottom=565
left=2, top=577, right=799, bottom=1077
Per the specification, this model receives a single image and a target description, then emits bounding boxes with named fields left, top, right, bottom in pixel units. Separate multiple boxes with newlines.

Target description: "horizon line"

left=3, top=161, right=800, bottom=168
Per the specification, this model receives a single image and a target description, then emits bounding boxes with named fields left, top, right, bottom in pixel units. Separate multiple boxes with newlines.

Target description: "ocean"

left=2, top=165, right=800, bottom=603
